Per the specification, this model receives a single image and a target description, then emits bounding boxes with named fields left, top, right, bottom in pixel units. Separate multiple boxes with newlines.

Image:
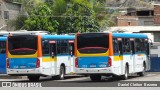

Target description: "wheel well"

left=61, top=63, right=66, bottom=74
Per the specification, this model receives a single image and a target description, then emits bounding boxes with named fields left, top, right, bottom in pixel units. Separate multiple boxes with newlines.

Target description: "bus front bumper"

left=75, top=67, right=113, bottom=74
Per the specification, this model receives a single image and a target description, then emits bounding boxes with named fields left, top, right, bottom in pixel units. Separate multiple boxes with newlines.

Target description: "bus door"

left=68, top=40, right=75, bottom=73
left=49, top=40, right=57, bottom=75
left=117, top=38, right=123, bottom=74
left=130, top=38, right=135, bottom=73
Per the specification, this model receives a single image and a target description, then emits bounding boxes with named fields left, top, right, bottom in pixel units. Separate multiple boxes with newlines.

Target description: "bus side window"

left=130, top=39, right=135, bottom=54
left=113, top=38, right=119, bottom=54
left=144, top=39, right=149, bottom=54
left=118, top=41, right=123, bottom=55
left=117, top=38, right=123, bottom=55
left=123, top=38, right=131, bottom=54
left=49, top=41, right=57, bottom=57
left=57, top=40, right=69, bottom=55
left=42, top=40, right=50, bottom=56
left=135, top=39, right=144, bottom=53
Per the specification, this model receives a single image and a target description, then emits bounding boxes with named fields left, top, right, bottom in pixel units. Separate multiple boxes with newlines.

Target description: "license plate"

left=88, top=70, right=97, bottom=72
left=20, top=66, right=26, bottom=69
left=90, top=64, right=96, bottom=68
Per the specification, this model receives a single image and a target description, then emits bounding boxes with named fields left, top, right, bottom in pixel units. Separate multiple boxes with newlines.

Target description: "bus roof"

left=112, top=33, right=148, bottom=38
left=0, top=37, right=7, bottom=41
left=77, top=32, right=148, bottom=39
left=0, top=30, right=50, bottom=36
left=42, top=35, right=75, bottom=40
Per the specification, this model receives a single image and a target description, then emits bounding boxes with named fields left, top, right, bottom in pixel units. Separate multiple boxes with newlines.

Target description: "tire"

left=28, top=76, right=40, bottom=82
left=138, top=63, right=146, bottom=76
left=121, top=65, right=129, bottom=80
left=54, top=66, right=65, bottom=80
left=90, top=75, right=101, bottom=81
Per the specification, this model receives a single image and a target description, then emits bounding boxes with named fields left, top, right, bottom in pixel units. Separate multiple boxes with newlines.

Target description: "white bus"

left=6, top=34, right=75, bottom=81
left=75, top=33, right=151, bottom=81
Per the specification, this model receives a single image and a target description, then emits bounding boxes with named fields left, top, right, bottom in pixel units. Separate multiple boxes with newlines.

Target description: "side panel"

left=134, top=53, right=146, bottom=72
left=56, top=55, right=71, bottom=74
left=0, top=54, right=6, bottom=74
left=0, top=39, right=6, bottom=74
left=42, top=57, right=55, bottom=75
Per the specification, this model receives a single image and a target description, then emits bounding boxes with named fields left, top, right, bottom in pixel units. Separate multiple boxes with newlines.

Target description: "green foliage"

left=59, top=0, right=99, bottom=33
left=52, top=0, right=67, bottom=15
left=15, top=16, right=27, bottom=30
left=13, top=0, right=116, bottom=34
left=92, top=0, right=116, bottom=31
left=24, top=4, right=59, bottom=33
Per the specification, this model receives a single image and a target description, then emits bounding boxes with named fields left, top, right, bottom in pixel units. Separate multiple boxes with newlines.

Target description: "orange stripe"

left=74, top=33, right=78, bottom=56
left=37, top=35, right=42, bottom=57
left=109, top=33, right=113, bottom=56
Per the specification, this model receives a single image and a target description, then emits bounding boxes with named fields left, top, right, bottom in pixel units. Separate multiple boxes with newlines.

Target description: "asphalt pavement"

left=0, top=72, right=160, bottom=87
left=1, top=72, right=160, bottom=87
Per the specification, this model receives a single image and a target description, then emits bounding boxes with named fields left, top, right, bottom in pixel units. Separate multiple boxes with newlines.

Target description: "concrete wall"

left=117, top=16, right=138, bottom=26
left=150, top=43, right=160, bottom=57
left=0, top=0, right=21, bottom=31
left=138, top=17, right=154, bottom=26
left=154, top=5, right=160, bottom=25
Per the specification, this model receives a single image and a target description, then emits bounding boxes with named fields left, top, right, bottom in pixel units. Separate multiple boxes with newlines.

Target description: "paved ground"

left=1, top=72, right=160, bottom=87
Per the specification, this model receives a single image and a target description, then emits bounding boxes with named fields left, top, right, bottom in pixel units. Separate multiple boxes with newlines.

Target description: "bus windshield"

left=77, top=33, right=109, bottom=54
left=8, top=35, right=37, bottom=55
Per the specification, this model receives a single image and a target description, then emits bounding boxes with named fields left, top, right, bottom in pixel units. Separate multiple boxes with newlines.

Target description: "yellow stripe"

left=8, top=52, right=37, bottom=58
left=113, top=55, right=123, bottom=61
left=42, top=57, right=57, bottom=62
left=77, top=50, right=109, bottom=57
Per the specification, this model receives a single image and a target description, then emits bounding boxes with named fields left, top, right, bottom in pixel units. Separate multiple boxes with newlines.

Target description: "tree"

left=15, top=15, right=27, bottom=30
left=92, top=0, right=116, bottom=31
left=24, top=4, right=59, bottom=33
left=60, top=0, right=99, bottom=34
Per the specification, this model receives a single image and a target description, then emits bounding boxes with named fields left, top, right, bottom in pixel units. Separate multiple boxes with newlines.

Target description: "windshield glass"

left=8, top=35, right=37, bottom=55
left=77, top=33, right=109, bottom=54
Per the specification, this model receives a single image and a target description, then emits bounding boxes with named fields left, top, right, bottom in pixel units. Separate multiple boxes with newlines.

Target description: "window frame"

left=4, top=11, right=9, bottom=20
left=57, top=40, right=69, bottom=55
left=122, top=38, right=131, bottom=54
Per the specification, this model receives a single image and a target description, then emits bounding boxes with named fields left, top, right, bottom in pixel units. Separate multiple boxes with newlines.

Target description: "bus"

left=75, top=33, right=150, bottom=81
left=6, top=34, right=75, bottom=81
left=0, top=31, right=49, bottom=74
left=0, top=36, right=7, bottom=74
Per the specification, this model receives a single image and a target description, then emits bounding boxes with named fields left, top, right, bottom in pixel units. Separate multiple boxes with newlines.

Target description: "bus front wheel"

left=138, top=63, right=146, bottom=76
left=90, top=75, right=101, bottom=81
left=28, top=76, right=40, bottom=82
